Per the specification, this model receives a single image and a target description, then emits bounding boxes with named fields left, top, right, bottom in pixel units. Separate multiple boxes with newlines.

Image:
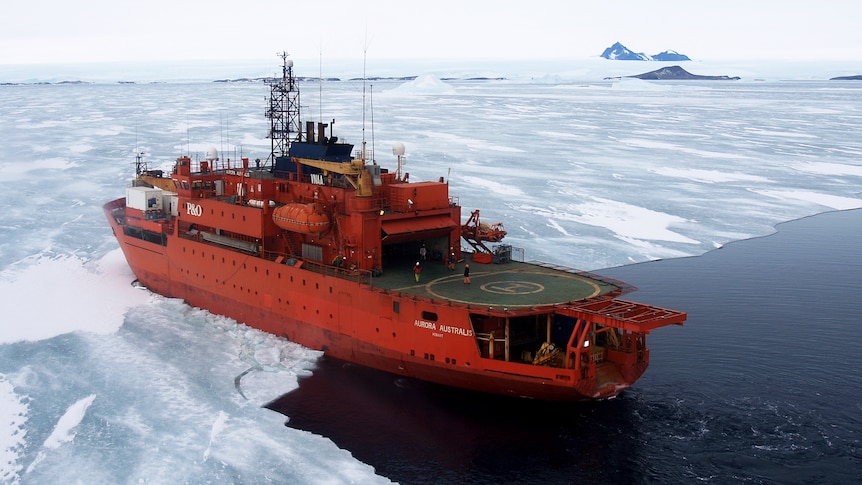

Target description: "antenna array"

left=266, top=52, right=302, bottom=162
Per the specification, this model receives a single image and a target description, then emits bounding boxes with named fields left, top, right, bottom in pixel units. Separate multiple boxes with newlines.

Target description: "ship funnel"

left=206, top=147, right=219, bottom=161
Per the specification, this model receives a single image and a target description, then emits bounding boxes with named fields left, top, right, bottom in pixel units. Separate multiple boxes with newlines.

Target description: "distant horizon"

left=2, top=57, right=860, bottom=85
left=6, top=48, right=862, bottom=67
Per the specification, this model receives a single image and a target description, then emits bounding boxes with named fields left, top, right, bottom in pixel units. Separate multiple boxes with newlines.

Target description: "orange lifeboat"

left=272, top=203, right=330, bottom=234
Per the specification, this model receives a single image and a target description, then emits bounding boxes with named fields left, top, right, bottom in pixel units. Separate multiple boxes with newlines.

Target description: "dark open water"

left=268, top=209, right=862, bottom=484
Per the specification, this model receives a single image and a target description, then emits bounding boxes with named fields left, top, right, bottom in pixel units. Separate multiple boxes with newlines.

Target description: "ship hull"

left=104, top=198, right=652, bottom=401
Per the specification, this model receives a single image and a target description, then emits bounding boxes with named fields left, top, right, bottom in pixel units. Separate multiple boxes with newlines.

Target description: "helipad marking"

left=423, top=270, right=604, bottom=308
left=481, top=281, right=544, bottom=295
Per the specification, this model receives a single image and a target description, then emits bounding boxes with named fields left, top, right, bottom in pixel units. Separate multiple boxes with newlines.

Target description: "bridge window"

left=421, top=311, right=438, bottom=321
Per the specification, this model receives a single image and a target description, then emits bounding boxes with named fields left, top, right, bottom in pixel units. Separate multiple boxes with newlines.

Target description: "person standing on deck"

left=419, top=244, right=427, bottom=261
left=448, top=252, right=456, bottom=271
left=463, top=263, right=471, bottom=284
left=414, top=261, right=422, bottom=282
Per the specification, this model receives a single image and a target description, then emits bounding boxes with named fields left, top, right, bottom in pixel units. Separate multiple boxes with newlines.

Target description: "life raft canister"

left=272, top=203, right=330, bottom=234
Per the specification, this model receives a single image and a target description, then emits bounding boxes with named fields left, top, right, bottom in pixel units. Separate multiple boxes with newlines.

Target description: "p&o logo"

left=185, top=202, right=202, bottom=217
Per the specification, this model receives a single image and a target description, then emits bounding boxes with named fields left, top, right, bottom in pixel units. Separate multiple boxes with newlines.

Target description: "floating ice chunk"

left=202, top=411, right=229, bottom=462
left=42, top=395, right=96, bottom=449
left=26, top=395, right=96, bottom=474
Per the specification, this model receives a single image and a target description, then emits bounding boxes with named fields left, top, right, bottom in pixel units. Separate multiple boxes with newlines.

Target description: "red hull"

left=105, top=198, right=679, bottom=401
left=105, top=199, right=676, bottom=401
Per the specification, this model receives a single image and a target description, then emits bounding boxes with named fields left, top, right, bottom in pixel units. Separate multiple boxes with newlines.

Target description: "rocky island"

left=606, top=65, right=740, bottom=81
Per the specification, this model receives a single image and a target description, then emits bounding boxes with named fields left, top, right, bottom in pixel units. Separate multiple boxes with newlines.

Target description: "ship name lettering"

left=414, top=320, right=472, bottom=337
left=185, top=202, right=203, bottom=217
left=413, top=320, right=437, bottom=330
left=310, top=173, right=326, bottom=185
left=439, top=324, right=474, bottom=337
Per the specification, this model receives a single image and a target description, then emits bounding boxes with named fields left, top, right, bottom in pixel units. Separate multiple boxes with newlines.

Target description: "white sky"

left=1, top=0, right=861, bottom=64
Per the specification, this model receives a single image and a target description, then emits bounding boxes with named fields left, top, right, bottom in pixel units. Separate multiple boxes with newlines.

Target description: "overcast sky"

left=2, top=1, right=860, bottom=65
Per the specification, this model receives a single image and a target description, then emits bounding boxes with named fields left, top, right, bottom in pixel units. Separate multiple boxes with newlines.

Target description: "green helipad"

left=372, top=256, right=621, bottom=309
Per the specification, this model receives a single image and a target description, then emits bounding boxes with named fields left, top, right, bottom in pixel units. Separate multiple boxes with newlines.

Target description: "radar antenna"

left=134, top=151, right=145, bottom=176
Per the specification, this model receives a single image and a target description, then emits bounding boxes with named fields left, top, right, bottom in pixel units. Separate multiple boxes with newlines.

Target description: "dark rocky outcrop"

left=830, top=75, right=862, bottom=80
left=620, top=65, right=740, bottom=80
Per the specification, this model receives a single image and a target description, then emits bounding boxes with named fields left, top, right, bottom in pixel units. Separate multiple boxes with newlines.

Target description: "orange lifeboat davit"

left=272, top=203, right=330, bottom=234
